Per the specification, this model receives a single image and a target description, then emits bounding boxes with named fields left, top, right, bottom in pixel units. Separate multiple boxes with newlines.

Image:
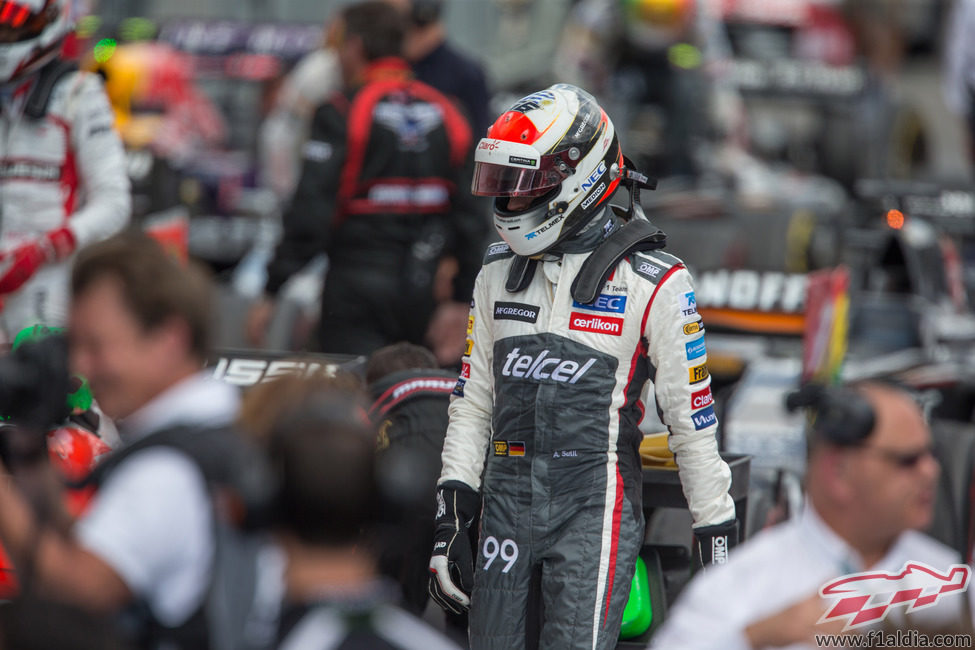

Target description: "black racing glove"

left=428, top=480, right=479, bottom=614
left=694, top=518, right=739, bottom=569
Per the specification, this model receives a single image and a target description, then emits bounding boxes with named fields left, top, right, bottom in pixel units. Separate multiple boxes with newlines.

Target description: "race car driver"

left=0, top=0, right=130, bottom=340
left=427, top=84, right=737, bottom=649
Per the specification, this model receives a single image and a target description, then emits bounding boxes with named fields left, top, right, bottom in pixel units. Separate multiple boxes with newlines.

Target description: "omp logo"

left=686, top=337, right=707, bottom=360
left=819, top=562, right=971, bottom=631
left=501, top=348, right=597, bottom=383
left=494, top=302, right=540, bottom=323
left=487, top=243, right=510, bottom=257
left=572, top=294, right=627, bottom=314
left=569, top=312, right=624, bottom=336
left=691, top=387, right=713, bottom=410
left=712, top=536, right=728, bottom=564
left=581, top=182, right=606, bottom=210
left=692, top=405, right=717, bottom=430
left=683, top=321, right=702, bottom=336
left=689, top=363, right=709, bottom=384
left=581, top=161, right=607, bottom=192
left=637, top=261, right=663, bottom=278
left=679, top=291, right=698, bottom=317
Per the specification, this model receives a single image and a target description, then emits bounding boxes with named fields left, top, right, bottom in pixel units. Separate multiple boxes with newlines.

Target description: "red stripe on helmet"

left=0, top=3, right=15, bottom=24
left=11, top=5, right=28, bottom=27
left=487, top=110, right=541, bottom=145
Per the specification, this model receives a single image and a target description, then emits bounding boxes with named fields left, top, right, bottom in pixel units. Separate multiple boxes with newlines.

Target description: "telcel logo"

left=572, top=293, right=627, bottom=314
left=501, top=348, right=597, bottom=383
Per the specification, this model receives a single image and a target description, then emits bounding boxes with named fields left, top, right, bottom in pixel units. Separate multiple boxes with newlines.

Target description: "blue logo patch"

left=686, top=337, right=707, bottom=360
left=572, top=294, right=627, bottom=314
left=452, top=378, right=466, bottom=397
left=692, top=405, right=717, bottom=431
left=525, top=232, right=538, bottom=240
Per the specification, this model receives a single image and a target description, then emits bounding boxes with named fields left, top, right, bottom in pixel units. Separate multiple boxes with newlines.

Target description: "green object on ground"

left=619, top=555, right=652, bottom=639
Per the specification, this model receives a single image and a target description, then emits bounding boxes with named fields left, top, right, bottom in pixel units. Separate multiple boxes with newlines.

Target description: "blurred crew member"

left=247, top=1, right=486, bottom=356
left=0, top=232, right=239, bottom=645
left=0, top=0, right=129, bottom=339
left=428, top=84, right=737, bottom=649
left=944, top=0, right=975, bottom=165
left=258, top=22, right=342, bottom=205
left=266, top=384, right=459, bottom=649
left=396, top=0, right=491, bottom=138
left=651, top=383, right=971, bottom=649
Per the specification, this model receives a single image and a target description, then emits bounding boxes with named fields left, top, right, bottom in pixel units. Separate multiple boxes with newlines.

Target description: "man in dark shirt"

left=402, top=0, right=492, bottom=138
left=248, top=1, right=486, bottom=356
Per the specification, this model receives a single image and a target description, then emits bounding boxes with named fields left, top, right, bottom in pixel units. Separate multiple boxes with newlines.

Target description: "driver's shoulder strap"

left=569, top=219, right=667, bottom=304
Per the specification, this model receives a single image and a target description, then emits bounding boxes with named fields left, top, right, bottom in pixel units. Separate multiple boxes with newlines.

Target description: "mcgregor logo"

left=569, top=312, right=623, bottom=336
left=819, top=562, right=971, bottom=631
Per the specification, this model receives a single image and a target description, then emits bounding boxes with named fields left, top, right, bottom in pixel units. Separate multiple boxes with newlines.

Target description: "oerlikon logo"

left=818, top=562, right=971, bottom=631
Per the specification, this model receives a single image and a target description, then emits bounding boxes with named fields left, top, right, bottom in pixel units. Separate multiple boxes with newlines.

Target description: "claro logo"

left=501, top=348, right=597, bottom=383
left=569, top=312, right=623, bottom=336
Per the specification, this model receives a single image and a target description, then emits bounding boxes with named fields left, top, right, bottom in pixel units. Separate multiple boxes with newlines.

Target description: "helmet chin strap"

left=617, top=155, right=657, bottom=222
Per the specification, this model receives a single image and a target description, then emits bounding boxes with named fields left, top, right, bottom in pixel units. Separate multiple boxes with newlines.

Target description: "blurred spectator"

left=395, top=0, right=492, bottom=139
left=0, top=0, right=130, bottom=341
left=0, top=232, right=239, bottom=646
left=264, top=382, right=460, bottom=649
left=258, top=22, right=342, bottom=206
left=944, top=0, right=975, bottom=163
left=247, top=0, right=486, bottom=357
left=650, top=382, right=971, bottom=649
left=366, top=342, right=469, bottom=641
left=554, top=0, right=744, bottom=178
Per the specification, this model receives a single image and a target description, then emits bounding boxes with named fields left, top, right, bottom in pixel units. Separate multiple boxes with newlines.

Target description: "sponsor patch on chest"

left=569, top=312, right=624, bottom=336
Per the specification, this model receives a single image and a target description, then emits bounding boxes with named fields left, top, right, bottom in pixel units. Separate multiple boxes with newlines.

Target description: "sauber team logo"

left=569, top=312, right=624, bottom=336
left=819, top=562, right=971, bottom=631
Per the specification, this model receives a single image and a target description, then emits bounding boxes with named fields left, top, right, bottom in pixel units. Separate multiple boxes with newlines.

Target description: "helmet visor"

left=472, top=160, right=566, bottom=198
left=0, top=0, right=56, bottom=44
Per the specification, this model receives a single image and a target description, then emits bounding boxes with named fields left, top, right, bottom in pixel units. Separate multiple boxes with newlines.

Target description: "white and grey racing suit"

left=0, top=68, right=130, bottom=338
left=439, top=240, right=735, bottom=650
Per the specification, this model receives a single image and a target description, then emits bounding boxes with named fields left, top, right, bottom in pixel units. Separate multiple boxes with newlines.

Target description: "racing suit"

left=439, top=224, right=736, bottom=649
left=264, top=57, right=487, bottom=355
left=0, top=64, right=130, bottom=338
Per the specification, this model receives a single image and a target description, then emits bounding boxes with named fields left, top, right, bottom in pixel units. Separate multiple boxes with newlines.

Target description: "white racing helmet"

left=0, top=0, right=71, bottom=84
left=472, top=84, right=624, bottom=257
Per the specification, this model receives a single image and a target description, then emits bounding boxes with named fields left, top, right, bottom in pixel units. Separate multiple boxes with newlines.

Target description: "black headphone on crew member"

left=784, top=382, right=877, bottom=447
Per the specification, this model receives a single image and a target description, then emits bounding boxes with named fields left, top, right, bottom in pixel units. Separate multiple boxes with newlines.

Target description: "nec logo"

left=569, top=312, right=624, bottom=336
left=501, top=348, right=597, bottom=383
left=572, top=294, right=627, bottom=314
left=692, top=405, right=717, bottom=430
left=819, top=562, right=971, bottom=631
left=581, top=161, right=607, bottom=192
left=691, top=387, right=713, bottom=410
